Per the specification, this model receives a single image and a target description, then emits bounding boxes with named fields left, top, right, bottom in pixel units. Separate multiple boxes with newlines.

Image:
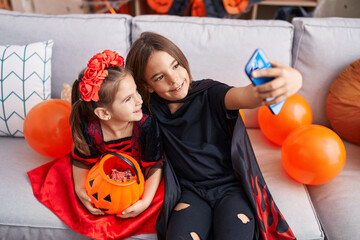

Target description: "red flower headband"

left=79, top=50, right=124, bottom=102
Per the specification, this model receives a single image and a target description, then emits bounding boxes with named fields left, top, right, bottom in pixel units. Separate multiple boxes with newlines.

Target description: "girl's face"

left=109, top=74, right=143, bottom=122
left=144, top=50, right=190, bottom=102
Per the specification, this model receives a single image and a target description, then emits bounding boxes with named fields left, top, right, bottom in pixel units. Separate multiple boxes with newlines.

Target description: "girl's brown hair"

left=70, top=66, right=130, bottom=156
left=126, top=32, right=192, bottom=104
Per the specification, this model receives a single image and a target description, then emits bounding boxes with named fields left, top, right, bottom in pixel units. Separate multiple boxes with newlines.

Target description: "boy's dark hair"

left=126, top=32, right=192, bottom=104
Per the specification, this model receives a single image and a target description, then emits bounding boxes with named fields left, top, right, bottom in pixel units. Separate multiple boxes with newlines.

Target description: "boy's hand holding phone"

left=245, top=48, right=286, bottom=115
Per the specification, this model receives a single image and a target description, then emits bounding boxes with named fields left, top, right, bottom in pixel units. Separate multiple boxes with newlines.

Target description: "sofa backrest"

left=5, top=10, right=356, bottom=129
left=0, top=10, right=132, bottom=99
left=0, top=10, right=294, bottom=128
left=132, top=15, right=294, bottom=128
left=292, top=17, right=360, bottom=127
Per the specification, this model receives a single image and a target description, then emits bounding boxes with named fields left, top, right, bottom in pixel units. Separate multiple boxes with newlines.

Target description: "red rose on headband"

left=87, top=55, right=105, bottom=70
left=102, top=50, right=124, bottom=67
left=83, top=67, right=108, bottom=84
left=79, top=80, right=102, bottom=102
left=79, top=50, right=124, bottom=102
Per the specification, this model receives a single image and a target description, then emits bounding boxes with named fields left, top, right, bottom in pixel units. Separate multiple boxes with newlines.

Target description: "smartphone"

left=245, top=48, right=285, bottom=115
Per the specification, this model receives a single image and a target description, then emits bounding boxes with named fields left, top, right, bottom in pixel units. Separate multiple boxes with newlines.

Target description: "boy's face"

left=143, top=50, right=190, bottom=102
left=109, top=74, right=143, bottom=122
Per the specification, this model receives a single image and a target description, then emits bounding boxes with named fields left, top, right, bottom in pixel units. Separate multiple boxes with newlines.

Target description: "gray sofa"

left=0, top=9, right=359, bottom=240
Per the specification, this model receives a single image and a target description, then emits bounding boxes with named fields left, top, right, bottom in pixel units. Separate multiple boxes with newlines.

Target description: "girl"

left=71, top=50, right=163, bottom=219
left=126, top=32, right=302, bottom=240
left=28, top=50, right=164, bottom=240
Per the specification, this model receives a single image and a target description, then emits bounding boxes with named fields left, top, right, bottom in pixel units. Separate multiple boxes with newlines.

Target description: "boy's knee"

left=190, top=232, right=200, bottom=240
left=174, top=202, right=190, bottom=211
left=237, top=213, right=251, bottom=224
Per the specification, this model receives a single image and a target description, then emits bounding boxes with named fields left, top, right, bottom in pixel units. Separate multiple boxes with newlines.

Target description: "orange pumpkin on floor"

left=86, top=152, right=145, bottom=214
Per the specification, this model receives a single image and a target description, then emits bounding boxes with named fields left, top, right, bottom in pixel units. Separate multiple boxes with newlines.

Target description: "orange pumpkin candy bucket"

left=86, top=152, right=145, bottom=214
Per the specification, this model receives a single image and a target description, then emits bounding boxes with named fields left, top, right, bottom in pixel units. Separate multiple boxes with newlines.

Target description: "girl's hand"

left=117, top=199, right=149, bottom=218
left=72, top=164, right=104, bottom=215
left=117, top=167, right=161, bottom=218
left=252, top=59, right=303, bottom=106
left=74, top=187, right=104, bottom=216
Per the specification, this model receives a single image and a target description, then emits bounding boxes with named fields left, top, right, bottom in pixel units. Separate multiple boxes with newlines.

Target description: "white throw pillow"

left=0, top=40, right=53, bottom=137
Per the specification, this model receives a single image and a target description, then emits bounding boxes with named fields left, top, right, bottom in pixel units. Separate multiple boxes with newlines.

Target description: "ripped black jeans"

left=166, top=183, right=255, bottom=240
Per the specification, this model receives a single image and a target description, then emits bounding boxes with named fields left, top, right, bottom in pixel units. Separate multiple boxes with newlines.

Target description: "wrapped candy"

left=109, top=169, right=133, bottom=183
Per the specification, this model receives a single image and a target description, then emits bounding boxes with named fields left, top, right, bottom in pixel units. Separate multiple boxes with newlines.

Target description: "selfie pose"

left=126, top=32, right=302, bottom=240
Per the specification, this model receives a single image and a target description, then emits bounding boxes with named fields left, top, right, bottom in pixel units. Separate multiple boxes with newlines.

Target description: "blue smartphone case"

left=245, top=48, right=285, bottom=115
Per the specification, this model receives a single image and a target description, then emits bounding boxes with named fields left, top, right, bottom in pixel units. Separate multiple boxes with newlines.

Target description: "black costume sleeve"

left=207, top=81, right=239, bottom=120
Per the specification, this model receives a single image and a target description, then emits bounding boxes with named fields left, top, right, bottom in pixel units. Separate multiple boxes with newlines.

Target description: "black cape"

left=152, top=80, right=296, bottom=240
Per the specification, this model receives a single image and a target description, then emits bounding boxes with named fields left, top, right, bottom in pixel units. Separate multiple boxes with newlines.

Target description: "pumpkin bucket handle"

left=102, top=151, right=141, bottom=184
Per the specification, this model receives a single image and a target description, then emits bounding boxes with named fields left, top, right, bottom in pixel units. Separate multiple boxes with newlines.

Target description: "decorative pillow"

left=326, top=58, right=360, bottom=146
left=0, top=40, right=53, bottom=137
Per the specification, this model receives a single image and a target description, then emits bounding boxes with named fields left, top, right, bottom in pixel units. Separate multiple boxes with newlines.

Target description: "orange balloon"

left=23, top=99, right=73, bottom=158
left=281, top=125, right=346, bottom=185
left=258, top=94, right=312, bottom=146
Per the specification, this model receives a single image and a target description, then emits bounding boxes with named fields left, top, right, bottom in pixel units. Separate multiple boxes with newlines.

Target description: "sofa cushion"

left=0, top=9, right=132, bottom=99
left=326, top=58, right=360, bottom=146
left=247, top=129, right=324, bottom=240
left=292, top=17, right=360, bottom=127
left=0, top=132, right=323, bottom=240
left=307, top=139, right=360, bottom=239
left=132, top=15, right=294, bottom=128
left=0, top=40, right=53, bottom=137
left=0, top=137, right=90, bottom=239
left=0, top=137, right=157, bottom=240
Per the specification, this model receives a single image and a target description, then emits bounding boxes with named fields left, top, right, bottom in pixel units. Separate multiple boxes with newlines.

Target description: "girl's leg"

left=166, top=189, right=212, bottom=240
left=213, top=190, right=255, bottom=240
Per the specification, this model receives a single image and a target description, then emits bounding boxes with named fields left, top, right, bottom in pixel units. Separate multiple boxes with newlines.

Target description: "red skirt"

left=28, top=154, right=164, bottom=240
